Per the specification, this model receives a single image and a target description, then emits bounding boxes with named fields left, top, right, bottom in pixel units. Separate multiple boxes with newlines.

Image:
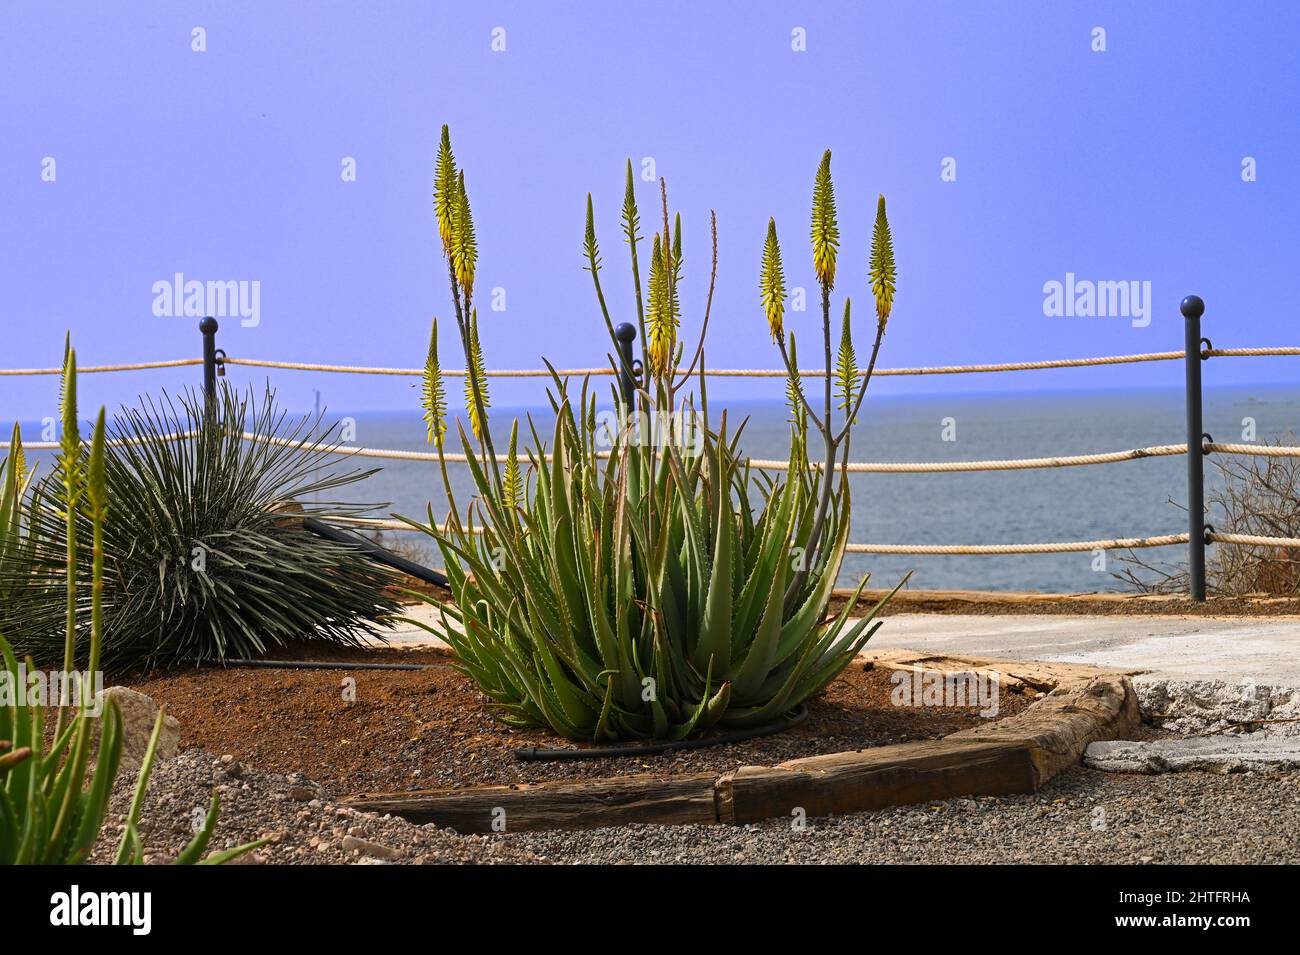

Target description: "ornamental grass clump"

left=7, top=370, right=401, bottom=669
left=0, top=346, right=261, bottom=864
left=412, top=129, right=904, bottom=741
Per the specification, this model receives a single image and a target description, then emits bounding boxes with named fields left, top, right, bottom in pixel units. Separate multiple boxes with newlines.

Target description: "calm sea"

left=17, top=384, right=1300, bottom=593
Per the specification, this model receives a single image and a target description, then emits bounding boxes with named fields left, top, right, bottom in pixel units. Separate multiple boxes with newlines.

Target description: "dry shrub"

left=1116, top=435, right=1300, bottom=596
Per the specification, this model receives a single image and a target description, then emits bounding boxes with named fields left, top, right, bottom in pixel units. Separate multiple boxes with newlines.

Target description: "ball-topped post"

left=1182, top=295, right=1207, bottom=601
left=199, top=317, right=220, bottom=411
left=614, top=322, right=638, bottom=411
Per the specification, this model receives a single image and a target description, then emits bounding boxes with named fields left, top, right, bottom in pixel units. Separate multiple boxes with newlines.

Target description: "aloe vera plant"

left=0, top=347, right=263, bottom=864
left=413, top=129, right=903, bottom=741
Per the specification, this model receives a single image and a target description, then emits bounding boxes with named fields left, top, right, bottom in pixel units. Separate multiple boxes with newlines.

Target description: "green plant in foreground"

left=0, top=424, right=35, bottom=611
left=412, top=129, right=904, bottom=741
left=8, top=383, right=401, bottom=669
left=1, top=347, right=262, bottom=863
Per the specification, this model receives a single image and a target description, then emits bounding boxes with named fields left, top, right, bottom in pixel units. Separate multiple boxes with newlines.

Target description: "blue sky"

left=2, top=1, right=1298, bottom=421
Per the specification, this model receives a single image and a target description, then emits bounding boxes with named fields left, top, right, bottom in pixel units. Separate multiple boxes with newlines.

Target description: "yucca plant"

left=8, top=381, right=401, bottom=669
left=411, top=129, right=902, bottom=741
left=0, top=424, right=35, bottom=611
left=1, top=347, right=261, bottom=863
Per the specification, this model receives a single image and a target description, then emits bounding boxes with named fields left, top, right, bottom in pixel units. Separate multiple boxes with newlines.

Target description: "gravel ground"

left=88, top=751, right=536, bottom=865
left=84, top=671, right=1300, bottom=866
left=502, top=765, right=1300, bottom=864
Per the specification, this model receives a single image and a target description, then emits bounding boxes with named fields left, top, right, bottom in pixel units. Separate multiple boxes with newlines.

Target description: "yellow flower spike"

left=503, top=420, right=522, bottom=509
left=870, top=194, right=896, bottom=327
left=759, top=217, right=787, bottom=342
left=464, top=309, right=490, bottom=442
left=422, top=318, right=447, bottom=448
left=451, top=170, right=478, bottom=303
left=433, top=125, right=457, bottom=256
left=621, top=159, right=641, bottom=244
left=784, top=332, right=804, bottom=428
left=646, top=233, right=676, bottom=376
left=810, top=149, right=839, bottom=289
left=584, top=193, right=601, bottom=274
left=671, top=211, right=683, bottom=284
left=835, top=298, right=858, bottom=420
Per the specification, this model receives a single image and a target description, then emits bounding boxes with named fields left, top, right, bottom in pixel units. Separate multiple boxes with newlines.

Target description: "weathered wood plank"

left=716, top=738, right=1037, bottom=825
left=860, top=647, right=1137, bottom=693
left=947, top=676, right=1139, bottom=786
left=341, top=772, right=720, bottom=833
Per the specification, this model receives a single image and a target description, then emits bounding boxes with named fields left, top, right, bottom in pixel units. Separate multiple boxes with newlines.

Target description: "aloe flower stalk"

left=835, top=298, right=858, bottom=420
left=760, top=218, right=787, bottom=342
left=502, top=420, right=522, bottom=510
left=451, top=171, right=478, bottom=306
left=810, top=149, right=839, bottom=289
left=434, top=125, right=457, bottom=256
left=422, top=318, right=447, bottom=448
left=464, top=309, right=490, bottom=442
left=671, top=211, right=683, bottom=286
left=870, top=193, right=896, bottom=327
left=646, top=233, right=677, bottom=376
left=53, top=341, right=81, bottom=743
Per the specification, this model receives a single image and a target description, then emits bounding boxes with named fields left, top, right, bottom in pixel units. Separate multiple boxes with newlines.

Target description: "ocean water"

left=318, top=383, right=1300, bottom=593
left=16, top=383, right=1299, bottom=593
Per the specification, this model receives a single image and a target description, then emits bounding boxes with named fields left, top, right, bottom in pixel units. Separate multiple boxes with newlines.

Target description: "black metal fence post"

left=200, top=317, right=219, bottom=410
left=614, top=322, right=637, bottom=412
left=1182, top=294, right=1207, bottom=601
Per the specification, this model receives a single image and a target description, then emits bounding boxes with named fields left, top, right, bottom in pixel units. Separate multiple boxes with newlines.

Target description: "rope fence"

left=8, top=344, right=1294, bottom=380
left=0, top=358, right=203, bottom=376
left=317, top=517, right=1189, bottom=555
left=9, top=436, right=1300, bottom=473
left=218, top=345, right=1299, bottom=378
left=3, top=304, right=1298, bottom=599
left=298, top=521, right=1300, bottom=556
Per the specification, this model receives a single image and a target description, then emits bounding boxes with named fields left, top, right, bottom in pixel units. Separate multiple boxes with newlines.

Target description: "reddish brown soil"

left=124, top=647, right=1031, bottom=798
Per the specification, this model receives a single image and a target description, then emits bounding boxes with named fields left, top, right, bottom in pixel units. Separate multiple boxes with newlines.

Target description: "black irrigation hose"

left=186, top=658, right=431, bottom=671
left=302, top=516, right=449, bottom=587
left=513, top=703, right=809, bottom=762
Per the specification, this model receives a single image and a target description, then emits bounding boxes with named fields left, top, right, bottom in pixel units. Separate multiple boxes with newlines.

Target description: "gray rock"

left=92, top=686, right=181, bottom=772
left=1085, top=736, right=1300, bottom=774
left=342, top=834, right=404, bottom=860
left=1137, top=679, right=1300, bottom=737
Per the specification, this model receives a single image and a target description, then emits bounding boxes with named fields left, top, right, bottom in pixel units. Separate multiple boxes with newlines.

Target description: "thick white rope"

left=843, top=534, right=1191, bottom=555
left=1206, top=442, right=1300, bottom=458
left=216, top=346, right=1296, bottom=378
left=751, top=444, right=1192, bottom=472
left=2, top=344, right=1293, bottom=379
left=221, top=352, right=1193, bottom=378
left=1208, top=532, right=1300, bottom=548
left=0, top=359, right=203, bottom=376
left=11, top=432, right=1300, bottom=472
left=223, top=357, right=584, bottom=377
left=320, top=520, right=1300, bottom=554
left=1204, top=347, right=1300, bottom=358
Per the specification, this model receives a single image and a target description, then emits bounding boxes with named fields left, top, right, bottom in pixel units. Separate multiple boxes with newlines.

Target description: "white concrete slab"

left=1085, top=736, right=1300, bottom=773
left=865, top=614, right=1300, bottom=686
